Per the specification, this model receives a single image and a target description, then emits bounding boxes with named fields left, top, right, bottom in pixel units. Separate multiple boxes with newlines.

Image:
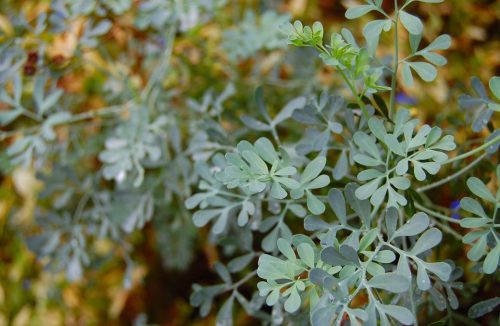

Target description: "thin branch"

left=414, top=202, right=460, bottom=224
left=445, top=135, right=500, bottom=164
left=0, top=103, right=132, bottom=141
left=388, top=2, right=400, bottom=120
left=233, top=269, right=258, bottom=289
left=140, top=24, right=177, bottom=101
left=314, top=44, right=369, bottom=119
left=417, top=152, right=487, bottom=192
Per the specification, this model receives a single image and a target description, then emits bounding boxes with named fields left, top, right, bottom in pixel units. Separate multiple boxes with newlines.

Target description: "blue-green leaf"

left=422, top=34, right=452, bottom=51
left=460, top=197, right=488, bottom=218
left=228, top=253, right=254, bottom=273
left=415, top=0, right=443, bottom=3
left=411, top=228, right=442, bottom=255
left=466, top=177, right=495, bottom=202
left=345, top=5, right=375, bottom=19
left=399, top=11, right=423, bottom=35
left=327, top=188, right=347, bottom=225
left=483, top=243, right=500, bottom=274
left=467, top=235, right=487, bottom=261
left=277, top=238, right=296, bottom=261
left=307, top=191, right=325, bottom=215
left=301, top=156, right=326, bottom=182
left=359, top=229, right=378, bottom=251
left=408, top=62, right=437, bottom=82
left=402, top=62, right=414, bottom=86
left=393, top=212, right=429, bottom=238
left=297, top=243, right=315, bottom=268
left=216, top=296, right=234, bottom=326
left=380, top=304, right=414, bottom=325
left=367, top=273, right=409, bottom=293
left=284, top=286, right=301, bottom=312
left=489, top=76, right=500, bottom=100
left=468, top=297, right=500, bottom=319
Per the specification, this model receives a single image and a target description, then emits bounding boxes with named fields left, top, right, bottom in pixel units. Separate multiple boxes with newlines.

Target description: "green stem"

left=417, top=152, right=487, bottom=192
left=388, top=4, right=400, bottom=119
left=401, top=0, right=415, bottom=11
left=447, top=301, right=455, bottom=326
left=414, top=202, right=460, bottom=224
left=445, top=135, right=499, bottom=164
left=335, top=243, right=384, bottom=326
left=230, top=270, right=257, bottom=291
left=338, top=69, right=370, bottom=120
left=0, top=102, right=132, bottom=141
left=398, top=205, right=418, bottom=325
left=140, top=25, right=177, bottom=101
left=21, top=109, right=42, bottom=122
left=270, top=126, right=281, bottom=146
left=315, top=44, right=369, bottom=119
left=433, top=219, right=463, bottom=240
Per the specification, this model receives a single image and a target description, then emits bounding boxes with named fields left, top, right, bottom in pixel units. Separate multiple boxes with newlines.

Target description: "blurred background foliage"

left=0, top=0, right=498, bottom=325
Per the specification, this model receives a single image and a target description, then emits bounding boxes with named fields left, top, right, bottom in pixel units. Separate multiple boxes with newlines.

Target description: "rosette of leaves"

left=191, top=260, right=268, bottom=324
left=135, top=0, right=226, bottom=31
left=354, top=109, right=456, bottom=207
left=6, top=112, right=72, bottom=168
left=214, top=136, right=330, bottom=216
left=284, top=20, right=325, bottom=48
left=458, top=76, right=500, bottom=132
left=186, top=137, right=331, bottom=236
left=304, top=184, right=373, bottom=247
left=460, top=165, right=500, bottom=274
left=216, top=137, right=299, bottom=197
left=26, top=211, right=90, bottom=282
left=384, top=209, right=452, bottom=291
left=283, top=21, right=389, bottom=97
left=182, top=2, right=500, bottom=324
left=292, top=91, right=344, bottom=155
left=427, top=260, right=463, bottom=313
left=186, top=155, right=266, bottom=239
left=292, top=91, right=374, bottom=180
left=401, top=33, right=452, bottom=86
left=221, top=10, right=290, bottom=61
left=187, top=83, right=235, bottom=120
left=30, top=166, right=161, bottom=285
left=240, top=86, right=306, bottom=139
left=289, top=156, right=331, bottom=215
left=99, top=109, right=169, bottom=187
left=257, top=236, right=339, bottom=314
left=2, top=73, right=72, bottom=167
left=319, top=33, right=358, bottom=70
left=185, top=158, right=253, bottom=234
left=0, top=73, right=26, bottom=126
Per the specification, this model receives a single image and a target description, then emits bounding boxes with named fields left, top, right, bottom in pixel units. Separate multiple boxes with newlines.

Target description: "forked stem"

left=388, top=0, right=400, bottom=120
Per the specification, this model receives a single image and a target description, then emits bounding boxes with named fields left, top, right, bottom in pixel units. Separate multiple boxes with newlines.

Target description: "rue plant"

left=0, top=0, right=498, bottom=325
left=187, top=1, right=500, bottom=325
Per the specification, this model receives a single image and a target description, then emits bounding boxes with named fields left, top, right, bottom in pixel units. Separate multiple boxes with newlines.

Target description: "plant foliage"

left=1, top=0, right=499, bottom=325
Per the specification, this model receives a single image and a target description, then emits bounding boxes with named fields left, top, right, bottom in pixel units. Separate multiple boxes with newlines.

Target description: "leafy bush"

left=0, top=0, right=498, bottom=325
